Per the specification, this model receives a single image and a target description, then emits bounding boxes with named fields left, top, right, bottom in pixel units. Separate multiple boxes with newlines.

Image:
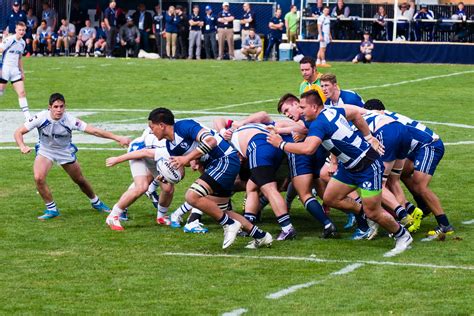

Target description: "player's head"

left=148, top=108, right=175, bottom=140
left=323, top=6, right=330, bottom=14
left=278, top=93, right=301, bottom=122
left=290, top=5, right=297, bottom=12
left=85, top=18, right=91, bottom=27
left=42, top=2, right=50, bottom=10
left=40, top=19, right=47, bottom=28
left=243, top=2, right=250, bottom=11
left=275, top=8, right=282, bottom=17
left=61, top=18, right=69, bottom=26
left=48, top=93, right=66, bottom=120
left=192, top=5, right=199, bottom=14
left=299, top=56, right=317, bottom=82
left=300, top=90, right=324, bottom=121
left=320, top=73, right=338, bottom=98
left=15, top=21, right=27, bottom=37
left=364, top=99, right=386, bottom=111
left=109, top=0, right=116, bottom=9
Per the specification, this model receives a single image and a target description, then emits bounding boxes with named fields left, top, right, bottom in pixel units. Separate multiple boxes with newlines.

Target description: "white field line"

left=331, top=263, right=364, bottom=275
left=462, top=219, right=474, bottom=225
left=222, top=308, right=248, bottom=316
left=421, top=121, right=474, bottom=129
left=162, top=252, right=474, bottom=271
left=201, top=99, right=278, bottom=111
left=444, top=141, right=474, bottom=146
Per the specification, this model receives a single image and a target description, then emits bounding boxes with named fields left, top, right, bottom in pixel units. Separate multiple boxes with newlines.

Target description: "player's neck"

left=331, top=90, right=340, bottom=102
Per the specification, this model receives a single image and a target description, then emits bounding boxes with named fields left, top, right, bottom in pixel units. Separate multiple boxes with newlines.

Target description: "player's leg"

left=86, top=39, right=94, bottom=55
left=75, top=39, right=83, bottom=56
left=381, top=160, right=412, bottom=224
left=0, top=81, right=6, bottom=98
left=155, top=181, right=174, bottom=225
left=11, top=79, right=30, bottom=119
left=33, top=155, right=58, bottom=220
left=32, top=39, right=38, bottom=54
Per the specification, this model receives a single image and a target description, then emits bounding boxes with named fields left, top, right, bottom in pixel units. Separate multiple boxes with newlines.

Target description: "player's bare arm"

left=84, top=125, right=131, bottom=147
left=106, top=148, right=155, bottom=167
left=13, top=125, right=32, bottom=154
left=170, top=128, right=217, bottom=169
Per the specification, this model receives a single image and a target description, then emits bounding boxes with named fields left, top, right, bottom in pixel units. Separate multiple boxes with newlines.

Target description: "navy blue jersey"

left=324, top=90, right=364, bottom=108
left=153, top=13, right=164, bottom=32
left=203, top=14, right=217, bottom=33
left=165, top=13, right=179, bottom=33
left=104, top=7, right=117, bottom=27
left=269, top=16, right=284, bottom=40
left=96, top=26, right=107, bottom=40
left=5, top=10, right=27, bottom=33
left=217, top=10, right=233, bottom=28
left=189, top=13, right=203, bottom=31
left=308, top=107, right=371, bottom=169
left=241, top=10, right=255, bottom=30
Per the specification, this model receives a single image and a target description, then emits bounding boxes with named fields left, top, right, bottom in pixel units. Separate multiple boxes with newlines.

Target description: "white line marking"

left=331, top=263, right=364, bottom=275
left=421, top=121, right=474, bottom=129
left=100, top=64, right=112, bottom=67
left=0, top=146, right=125, bottom=151
left=462, top=219, right=474, bottom=225
left=201, top=99, right=278, bottom=111
left=75, top=65, right=86, bottom=69
left=49, top=67, right=61, bottom=70
left=266, top=281, right=322, bottom=299
left=445, top=141, right=474, bottom=146
left=222, top=308, right=248, bottom=316
left=162, top=252, right=474, bottom=271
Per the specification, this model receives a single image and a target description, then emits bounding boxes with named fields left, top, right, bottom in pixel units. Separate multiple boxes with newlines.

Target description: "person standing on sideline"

left=203, top=6, right=218, bottom=59
left=264, top=8, right=284, bottom=61
left=316, top=6, right=331, bottom=67
left=285, top=5, right=299, bottom=43
left=188, top=5, right=203, bottom=60
left=104, top=0, right=117, bottom=58
left=217, top=2, right=235, bottom=60
left=240, top=2, right=255, bottom=41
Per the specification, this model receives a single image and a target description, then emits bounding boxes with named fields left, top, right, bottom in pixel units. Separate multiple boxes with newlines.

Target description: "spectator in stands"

left=454, top=2, right=467, bottom=20
left=116, top=7, right=129, bottom=28
left=241, top=3, right=255, bottom=42
left=264, top=8, right=284, bottom=61
left=372, top=6, right=388, bottom=40
left=70, top=0, right=88, bottom=30
left=94, top=20, right=108, bottom=56
left=352, top=30, right=374, bottom=63
left=3, top=1, right=27, bottom=37
left=25, top=8, right=38, bottom=56
left=241, top=28, right=262, bottom=61
left=285, top=5, right=299, bottom=43
left=153, top=4, right=165, bottom=57
left=176, top=6, right=189, bottom=59
left=56, top=19, right=76, bottom=56
left=217, top=2, right=235, bottom=60
left=75, top=18, right=96, bottom=57
left=119, top=16, right=140, bottom=57
left=165, top=6, right=179, bottom=59
left=331, top=0, right=351, bottom=39
left=41, top=2, right=57, bottom=32
left=33, top=19, right=52, bottom=56
left=312, top=0, right=324, bottom=17
left=203, top=6, right=218, bottom=59
left=414, top=4, right=435, bottom=41
left=188, top=5, right=203, bottom=60
left=395, top=1, right=415, bottom=40
left=132, top=3, right=153, bottom=52
left=104, top=0, right=118, bottom=58
left=452, top=2, right=470, bottom=41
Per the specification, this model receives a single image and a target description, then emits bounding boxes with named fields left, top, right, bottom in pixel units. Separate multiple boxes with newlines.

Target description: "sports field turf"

left=0, top=58, right=473, bottom=314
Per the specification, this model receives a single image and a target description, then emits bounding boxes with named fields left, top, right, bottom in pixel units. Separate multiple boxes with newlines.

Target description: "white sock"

left=89, top=195, right=99, bottom=204
left=191, top=208, right=203, bottom=215
left=157, top=204, right=168, bottom=218
left=282, top=223, right=294, bottom=233
left=316, top=59, right=321, bottom=64
left=111, top=204, right=123, bottom=217
left=19, top=97, right=30, bottom=119
left=0, top=89, right=4, bottom=96
left=46, top=201, right=57, bottom=211
left=173, top=202, right=192, bottom=217
left=147, top=179, right=159, bottom=194
left=321, top=60, right=326, bottom=64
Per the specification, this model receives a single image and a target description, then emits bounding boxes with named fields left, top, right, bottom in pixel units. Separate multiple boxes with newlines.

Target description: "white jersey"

left=79, top=27, right=96, bottom=41
left=0, top=36, right=25, bottom=68
left=24, top=110, right=87, bottom=150
left=317, top=14, right=331, bottom=36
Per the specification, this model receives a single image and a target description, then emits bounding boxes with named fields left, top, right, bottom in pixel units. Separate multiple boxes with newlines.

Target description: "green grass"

left=0, top=58, right=473, bottom=314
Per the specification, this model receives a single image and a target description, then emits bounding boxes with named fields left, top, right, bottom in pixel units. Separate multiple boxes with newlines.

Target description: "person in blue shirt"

left=203, top=6, right=218, bottom=59
left=3, top=1, right=27, bottom=37
left=413, top=4, right=435, bottom=41
left=188, top=5, right=203, bottom=60
left=264, top=8, right=284, bottom=61
left=93, top=21, right=108, bottom=56
left=165, top=6, right=179, bottom=59
left=103, top=0, right=117, bottom=58
left=240, top=2, right=255, bottom=41
left=268, top=90, right=413, bottom=258
left=217, top=2, right=235, bottom=60
left=320, top=73, right=364, bottom=107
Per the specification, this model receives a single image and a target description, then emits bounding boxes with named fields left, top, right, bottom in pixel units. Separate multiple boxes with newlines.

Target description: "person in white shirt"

left=13, top=93, right=131, bottom=221
left=0, top=21, right=30, bottom=119
left=75, top=19, right=96, bottom=57
left=395, top=1, right=415, bottom=40
left=316, top=7, right=331, bottom=67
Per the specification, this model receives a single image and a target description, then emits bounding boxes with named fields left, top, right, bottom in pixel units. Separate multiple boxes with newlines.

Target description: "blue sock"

left=285, top=183, right=298, bottom=207
left=259, top=195, right=269, bottom=209
left=355, top=207, right=369, bottom=231
left=393, top=224, right=405, bottom=238
left=218, top=213, right=234, bottom=226
left=244, top=212, right=257, bottom=223
left=277, top=213, right=292, bottom=231
left=395, top=205, right=408, bottom=221
left=435, top=214, right=450, bottom=227
left=304, top=197, right=331, bottom=226
left=249, top=225, right=266, bottom=239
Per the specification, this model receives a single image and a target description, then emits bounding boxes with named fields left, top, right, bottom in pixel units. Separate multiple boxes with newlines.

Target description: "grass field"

left=0, top=58, right=473, bottom=314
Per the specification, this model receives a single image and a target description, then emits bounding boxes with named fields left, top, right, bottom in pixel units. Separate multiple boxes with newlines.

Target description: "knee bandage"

left=217, top=201, right=231, bottom=211
left=190, top=182, right=209, bottom=197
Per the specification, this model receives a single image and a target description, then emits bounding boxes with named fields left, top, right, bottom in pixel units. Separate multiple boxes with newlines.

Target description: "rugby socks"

left=355, top=207, right=370, bottom=231
left=0, top=89, right=3, bottom=96
left=285, top=183, right=298, bottom=209
left=147, top=180, right=160, bottom=195
left=277, top=214, right=293, bottom=233
left=405, top=202, right=416, bottom=214
left=90, top=195, right=100, bottom=205
left=111, top=204, right=124, bottom=217
left=187, top=208, right=203, bottom=223
left=248, top=225, right=266, bottom=239
left=45, top=201, right=57, bottom=211
left=393, top=225, right=406, bottom=239
left=218, top=213, right=235, bottom=226
left=174, top=202, right=192, bottom=218
left=259, top=195, right=269, bottom=209
left=394, top=205, right=409, bottom=221
left=304, top=197, right=331, bottom=226
left=435, top=214, right=450, bottom=227
left=243, top=212, right=257, bottom=224
left=19, top=97, right=30, bottom=119
left=355, top=196, right=362, bottom=204
left=157, top=205, right=168, bottom=219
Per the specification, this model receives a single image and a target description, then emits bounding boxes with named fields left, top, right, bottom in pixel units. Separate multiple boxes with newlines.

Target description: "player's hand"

left=156, top=174, right=169, bottom=183
left=265, top=125, right=277, bottom=134
left=266, top=133, right=283, bottom=148
left=223, top=128, right=234, bottom=141
left=106, top=157, right=120, bottom=167
left=368, top=137, right=385, bottom=156
left=116, top=136, right=131, bottom=147
left=169, top=156, right=187, bottom=169
left=292, top=131, right=304, bottom=142
left=328, top=162, right=338, bottom=177
left=20, top=145, right=31, bottom=154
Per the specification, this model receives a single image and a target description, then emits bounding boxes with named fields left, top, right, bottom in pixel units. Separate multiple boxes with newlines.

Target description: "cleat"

left=38, top=209, right=60, bottom=220
left=321, top=222, right=338, bottom=239
left=145, top=191, right=159, bottom=209
left=422, top=224, right=454, bottom=242
left=106, top=214, right=124, bottom=231
left=119, top=209, right=129, bottom=221
left=351, top=228, right=372, bottom=240
left=183, top=220, right=209, bottom=233
left=400, top=214, right=414, bottom=228
left=408, top=208, right=423, bottom=233
left=367, top=219, right=379, bottom=240
left=277, top=227, right=297, bottom=241
left=222, top=220, right=242, bottom=249
left=156, top=216, right=171, bottom=226
left=384, top=229, right=413, bottom=257
left=245, top=232, right=273, bottom=249
left=344, top=213, right=356, bottom=229
left=91, top=200, right=111, bottom=213
left=170, top=211, right=182, bottom=228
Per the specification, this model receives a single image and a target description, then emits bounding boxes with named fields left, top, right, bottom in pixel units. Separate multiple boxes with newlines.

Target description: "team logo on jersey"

left=362, top=181, right=372, bottom=189
left=180, top=142, right=189, bottom=149
left=415, top=160, right=420, bottom=167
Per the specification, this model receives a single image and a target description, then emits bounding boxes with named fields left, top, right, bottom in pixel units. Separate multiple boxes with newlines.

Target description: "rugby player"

left=13, top=93, right=131, bottom=220
left=0, top=21, right=30, bottom=120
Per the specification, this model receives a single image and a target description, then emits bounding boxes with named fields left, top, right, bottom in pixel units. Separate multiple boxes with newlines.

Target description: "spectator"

left=331, top=0, right=351, bottom=39
left=104, top=0, right=118, bottom=58
left=56, top=18, right=76, bottom=56
left=132, top=3, right=153, bottom=52
left=152, top=4, right=165, bottom=57
left=188, top=5, right=203, bottom=60
left=94, top=20, right=108, bottom=56
left=165, top=6, right=179, bottom=59
left=352, top=30, right=374, bottom=63
left=264, top=8, right=284, bottom=61
left=41, top=2, right=57, bottom=32
left=454, top=2, right=466, bottom=20
left=241, top=28, right=262, bottom=61
left=75, top=19, right=96, bottom=57
left=241, top=3, right=255, bottom=42
left=116, top=7, right=129, bottom=28
left=70, top=0, right=88, bottom=30
left=217, top=2, right=235, bottom=60
left=316, top=6, right=331, bottom=67
left=312, top=0, right=324, bottom=17
left=119, top=16, right=140, bottom=57
left=33, top=19, right=52, bottom=56
left=3, top=1, right=27, bottom=37
left=395, top=1, right=415, bottom=40
left=176, top=6, right=189, bottom=59
left=285, top=5, right=299, bottom=43
left=372, top=6, right=388, bottom=40
left=25, top=8, right=38, bottom=56
left=414, top=4, right=435, bottom=41
left=452, top=2, right=469, bottom=41
left=203, top=6, right=218, bottom=59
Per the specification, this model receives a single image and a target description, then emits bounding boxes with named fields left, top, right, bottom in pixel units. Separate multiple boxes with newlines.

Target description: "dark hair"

left=148, top=108, right=175, bottom=125
left=40, top=19, right=47, bottom=24
left=300, top=90, right=323, bottom=107
left=364, top=99, right=386, bottom=110
left=49, top=93, right=66, bottom=105
left=277, top=93, right=299, bottom=113
left=299, top=56, right=316, bottom=68
left=16, top=21, right=26, bottom=27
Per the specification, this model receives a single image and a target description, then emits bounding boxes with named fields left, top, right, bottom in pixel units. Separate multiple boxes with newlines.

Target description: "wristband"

left=279, top=141, right=287, bottom=151
left=364, top=134, right=373, bottom=141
